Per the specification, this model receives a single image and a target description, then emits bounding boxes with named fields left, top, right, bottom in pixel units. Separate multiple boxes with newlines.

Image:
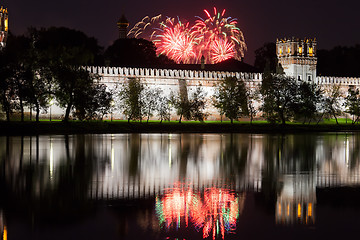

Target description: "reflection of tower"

left=117, top=14, right=129, bottom=39
left=276, top=174, right=316, bottom=225
left=0, top=6, right=8, bottom=49
left=276, top=37, right=317, bottom=82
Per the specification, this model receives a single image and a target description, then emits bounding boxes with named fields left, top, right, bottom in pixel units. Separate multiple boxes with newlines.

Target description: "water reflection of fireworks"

left=155, top=182, right=245, bottom=239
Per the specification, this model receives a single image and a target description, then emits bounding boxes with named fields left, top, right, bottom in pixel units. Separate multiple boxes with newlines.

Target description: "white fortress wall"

left=88, top=66, right=263, bottom=120
left=42, top=66, right=360, bottom=120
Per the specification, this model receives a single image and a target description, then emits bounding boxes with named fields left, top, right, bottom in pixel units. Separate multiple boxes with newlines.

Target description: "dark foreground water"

left=0, top=133, right=360, bottom=240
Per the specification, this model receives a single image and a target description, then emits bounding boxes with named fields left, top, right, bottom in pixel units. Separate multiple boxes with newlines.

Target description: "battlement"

left=315, top=76, right=360, bottom=86
left=87, top=66, right=263, bottom=82
left=87, top=66, right=360, bottom=88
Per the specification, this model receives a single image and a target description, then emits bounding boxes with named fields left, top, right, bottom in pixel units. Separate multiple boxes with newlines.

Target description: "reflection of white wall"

left=92, top=134, right=267, bottom=199
left=2, top=134, right=360, bottom=200
left=316, top=135, right=360, bottom=187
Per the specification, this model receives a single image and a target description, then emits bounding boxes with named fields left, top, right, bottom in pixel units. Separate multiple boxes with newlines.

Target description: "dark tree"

left=142, top=87, right=163, bottom=123
left=344, top=87, right=360, bottom=124
left=157, top=94, right=171, bottom=123
left=104, top=38, right=174, bottom=67
left=54, top=67, right=101, bottom=121
left=317, top=85, right=343, bottom=124
left=295, top=82, right=322, bottom=124
left=33, top=27, right=106, bottom=121
left=317, top=45, right=360, bottom=77
left=0, top=54, right=16, bottom=121
left=0, top=33, right=39, bottom=121
left=118, top=78, right=144, bottom=122
left=171, top=82, right=208, bottom=123
left=260, top=73, right=298, bottom=125
left=170, top=79, right=191, bottom=123
left=213, top=76, right=249, bottom=123
left=188, top=85, right=208, bottom=122
left=254, top=42, right=279, bottom=73
left=34, top=27, right=103, bottom=66
left=73, top=81, right=112, bottom=120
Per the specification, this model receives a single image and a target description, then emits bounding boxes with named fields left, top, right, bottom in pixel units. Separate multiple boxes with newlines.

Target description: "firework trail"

left=128, top=7, right=246, bottom=64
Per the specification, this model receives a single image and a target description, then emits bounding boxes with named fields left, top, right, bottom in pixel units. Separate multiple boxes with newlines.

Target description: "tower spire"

left=117, top=14, right=129, bottom=39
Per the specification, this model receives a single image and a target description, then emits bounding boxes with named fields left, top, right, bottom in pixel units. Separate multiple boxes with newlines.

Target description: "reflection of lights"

left=169, top=142, right=172, bottom=168
left=50, top=139, right=54, bottom=180
left=111, top=134, right=115, bottom=171
left=297, top=203, right=301, bottom=218
left=287, top=204, right=290, bottom=216
left=155, top=183, right=243, bottom=239
left=3, top=226, right=7, bottom=240
left=308, top=203, right=312, bottom=217
left=278, top=203, right=281, bottom=215
left=345, top=137, right=349, bottom=168
left=168, top=134, right=172, bottom=168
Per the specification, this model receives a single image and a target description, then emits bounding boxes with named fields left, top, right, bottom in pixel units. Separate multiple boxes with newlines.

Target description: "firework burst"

left=128, top=7, right=246, bottom=64
left=153, top=17, right=198, bottom=64
left=210, top=38, right=236, bottom=63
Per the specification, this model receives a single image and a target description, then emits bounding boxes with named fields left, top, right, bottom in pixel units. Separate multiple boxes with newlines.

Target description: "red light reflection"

left=155, top=183, right=244, bottom=239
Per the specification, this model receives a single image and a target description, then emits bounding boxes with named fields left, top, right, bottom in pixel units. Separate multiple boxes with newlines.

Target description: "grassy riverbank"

left=1, top=119, right=360, bottom=135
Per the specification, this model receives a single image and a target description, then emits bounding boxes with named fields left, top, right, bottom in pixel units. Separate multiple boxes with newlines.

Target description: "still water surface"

left=0, top=133, right=360, bottom=239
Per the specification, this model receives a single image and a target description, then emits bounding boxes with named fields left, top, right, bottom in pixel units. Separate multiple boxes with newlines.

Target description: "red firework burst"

left=153, top=18, right=197, bottom=64
left=128, top=7, right=246, bottom=64
left=210, top=38, right=236, bottom=63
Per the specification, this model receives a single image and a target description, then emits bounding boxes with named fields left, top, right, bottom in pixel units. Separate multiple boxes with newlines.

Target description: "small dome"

left=117, top=14, right=129, bottom=26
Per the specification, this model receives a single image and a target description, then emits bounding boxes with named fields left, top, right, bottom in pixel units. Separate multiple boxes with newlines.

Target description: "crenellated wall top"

left=316, top=76, right=360, bottom=86
left=86, top=66, right=360, bottom=87
left=87, top=66, right=263, bottom=82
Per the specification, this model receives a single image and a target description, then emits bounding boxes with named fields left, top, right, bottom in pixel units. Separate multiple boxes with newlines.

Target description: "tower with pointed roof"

left=117, top=15, right=129, bottom=39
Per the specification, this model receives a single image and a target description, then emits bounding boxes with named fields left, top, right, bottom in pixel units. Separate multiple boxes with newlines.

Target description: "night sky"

left=3, top=0, right=360, bottom=64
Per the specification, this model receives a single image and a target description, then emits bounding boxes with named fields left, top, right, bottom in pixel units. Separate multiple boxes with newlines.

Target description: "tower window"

left=309, top=47, right=313, bottom=56
left=298, top=47, right=303, bottom=54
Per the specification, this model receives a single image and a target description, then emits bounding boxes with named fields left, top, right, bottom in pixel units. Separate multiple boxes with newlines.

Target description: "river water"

left=0, top=133, right=359, bottom=239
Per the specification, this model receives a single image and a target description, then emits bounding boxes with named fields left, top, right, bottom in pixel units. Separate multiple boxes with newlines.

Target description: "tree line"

left=0, top=27, right=113, bottom=121
left=1, top=27, right=360, bottom=123
left=115, top=71, right=360, bottom=125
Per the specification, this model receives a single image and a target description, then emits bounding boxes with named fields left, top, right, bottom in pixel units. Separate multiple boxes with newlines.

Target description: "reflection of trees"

left=219, top=134, right=249, bottom=180
left=0, top=135, right=109, bottom=222
left=128, top=134, right=141, bottom=179
left=178, top=134, right=203, bottom=179
left=260, top=134, right=318, bottom=212
left=348, top=133, right=360, bottom=171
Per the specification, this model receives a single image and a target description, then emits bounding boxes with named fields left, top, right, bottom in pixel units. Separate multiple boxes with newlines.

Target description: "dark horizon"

left=3, top=0, right=360, bottom=64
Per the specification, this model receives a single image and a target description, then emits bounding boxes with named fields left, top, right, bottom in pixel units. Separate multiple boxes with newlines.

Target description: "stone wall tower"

left=117, top=15, right=129, bottom=39
left=276, top=37, right=317, bottom=82
left=0, top=6, right=8, bottom=49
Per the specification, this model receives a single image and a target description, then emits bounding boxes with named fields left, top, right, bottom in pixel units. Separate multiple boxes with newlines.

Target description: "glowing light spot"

left=3, top=226, right=7, bottom=240
left=308, top=203, right=312, bottom=217
left=309, top=47, right=313, bottom=56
